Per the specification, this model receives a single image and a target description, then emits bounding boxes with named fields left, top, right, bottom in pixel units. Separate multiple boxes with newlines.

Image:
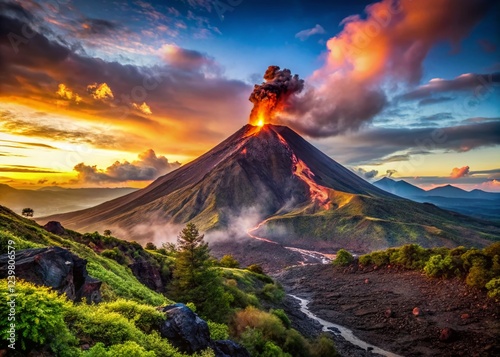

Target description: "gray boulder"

left=0, top=246, right=101, bottom=303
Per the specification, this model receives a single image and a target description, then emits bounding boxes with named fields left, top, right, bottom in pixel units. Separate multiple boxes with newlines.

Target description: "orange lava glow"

left=294, top=159, right=331, bottom=209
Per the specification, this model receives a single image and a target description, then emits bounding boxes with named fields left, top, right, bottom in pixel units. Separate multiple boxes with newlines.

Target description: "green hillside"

left=0, top=205, right=336, bottom=357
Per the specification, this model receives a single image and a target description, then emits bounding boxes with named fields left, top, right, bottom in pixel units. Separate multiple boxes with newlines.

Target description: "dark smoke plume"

left=248, top=66, right=304, bottom=125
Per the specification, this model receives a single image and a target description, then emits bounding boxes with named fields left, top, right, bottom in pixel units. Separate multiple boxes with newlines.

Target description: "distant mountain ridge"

left=373, top=178, right=500, bottom=222
left=42, top=124, right=500, bottom=254
left=0, top=184, right=137, bottom=217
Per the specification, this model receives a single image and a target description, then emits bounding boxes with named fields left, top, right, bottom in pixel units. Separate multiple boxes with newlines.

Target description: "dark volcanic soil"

left=276, top=264, right=500, bottom=357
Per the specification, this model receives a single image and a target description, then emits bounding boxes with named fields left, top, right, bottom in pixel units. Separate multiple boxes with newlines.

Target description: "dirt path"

left=276, top=264, right=500, bottom=357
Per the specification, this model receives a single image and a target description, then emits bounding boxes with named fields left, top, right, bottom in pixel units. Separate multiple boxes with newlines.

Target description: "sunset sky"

left=0, top=0, right=499, bottom=191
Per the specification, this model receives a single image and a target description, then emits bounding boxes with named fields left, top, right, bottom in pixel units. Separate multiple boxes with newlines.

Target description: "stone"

left=43, top=221, right=67, bottom=236
left=412, top=307, right=422, bottom=317
left=213, top=340, right=251, bottom=357
left=160, top=304, right=211, bottom=354
left=385, top=308, right=394, bottom=318
left=0, top=247, right=101, bottom=303
left=460, top=313, right=470, bottom=320
left=439, top=327, right=455, bottom=342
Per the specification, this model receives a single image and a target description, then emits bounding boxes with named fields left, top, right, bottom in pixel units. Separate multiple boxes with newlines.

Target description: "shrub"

left=0, top=280, right=77, bottom=354
left=486, top=278, right=500, bottom=300
left=466, top=265, right=492, bottom=289
left=99, top=299, right=165, bottom=332
left=261, top=283, right=285, bottom=303
left=207, top=320, right=229, bottom=340
left=310, top=334, right=338, bottom=357
left=145, top=242, right=157, bottom=250
left=247, top=264, right=265, bottom=275
left=333, top=249, right=353, bottom=266
left=424, top=255, right=455, bottom=278
left=220, top=255, right=240, bottom=268
left=271, top=309, right=291, bottom=329
left=391, top=244, right=429, bottom=269
left=101, top=247, right=126, bottom=264
left=85, top=341, right=155, bottom=357
left=369, top=251, right=390, bottom=267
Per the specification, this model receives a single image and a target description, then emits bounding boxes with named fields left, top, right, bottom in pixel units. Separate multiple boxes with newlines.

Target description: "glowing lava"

left=257, top=118, right=265, bottom=127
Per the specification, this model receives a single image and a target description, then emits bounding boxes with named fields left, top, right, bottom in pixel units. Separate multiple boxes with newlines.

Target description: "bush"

left=85, top=341, right=155, bottom=357
left=466, top=265, right=492, bottom=289
left=220, top=255, right=240, bottom=268
left=207, top=320, right=229, bottom=340
left=261, top=283, right=285, bottom=303
left=311, top=334, right=338, bottom=357
left=333, top=249, right=353, bottom=266
left=99, top=299, right=165, bottom=332
left=145, top=242, right=157, bottom=250
left=424, top=255, right=455, bottom=278
left=391, top=244, right=429, bottom=269
left=486, top=278, right=500, bottom=300
left=271, top=309, right=291, bottom=329
left=0, top=280, right=77, bottom=354
left=247, top=264, right=265, bottom=275
left=101, top=247, right=126, bottom=264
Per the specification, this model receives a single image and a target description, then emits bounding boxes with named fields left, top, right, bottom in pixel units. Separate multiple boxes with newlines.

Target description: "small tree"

left=145, top=242, right=157, bottom=250
left=21, top=208, right=34, bottom=217
left=103, top=230, right=112, bottom=237
left=170, top=223, right=231, bottom=322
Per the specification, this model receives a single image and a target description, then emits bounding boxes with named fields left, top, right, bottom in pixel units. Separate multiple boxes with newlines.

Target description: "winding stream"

left=289, top=294, right=402, bottom=357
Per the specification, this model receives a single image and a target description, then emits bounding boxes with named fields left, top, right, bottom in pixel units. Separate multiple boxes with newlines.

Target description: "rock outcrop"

left=129, top=261, right=165, bottom=292
left=160, top=303, right=249, bottom=356
left=0, top=247, right=101, bottom=303
left=43, top=221, right=67, bottom=236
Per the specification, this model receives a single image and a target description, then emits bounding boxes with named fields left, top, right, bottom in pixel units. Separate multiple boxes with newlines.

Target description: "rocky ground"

left=275, top=264, right=500, bottom=357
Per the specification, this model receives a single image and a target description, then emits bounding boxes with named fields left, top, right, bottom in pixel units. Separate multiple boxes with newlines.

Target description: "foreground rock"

left=277, top=264, right=500, bottom=357
left=160, top=303, right=249, bottom=357
left=0, top=247, right=101, bottom=303
left=43, top=221, right=67, bottom=236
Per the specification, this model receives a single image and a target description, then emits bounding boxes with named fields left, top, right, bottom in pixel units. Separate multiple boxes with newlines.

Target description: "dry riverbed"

left=276, top=264, right=500, bottom=357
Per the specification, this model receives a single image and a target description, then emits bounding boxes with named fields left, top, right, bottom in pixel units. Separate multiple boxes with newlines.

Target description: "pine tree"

left=170, top=223, right=232, bottom=322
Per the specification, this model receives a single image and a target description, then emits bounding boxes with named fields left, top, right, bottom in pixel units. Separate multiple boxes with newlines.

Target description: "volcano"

left=43, top=124, right=499, bottom=255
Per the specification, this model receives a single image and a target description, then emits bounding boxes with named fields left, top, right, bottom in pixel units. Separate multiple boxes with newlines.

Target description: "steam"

left=248, top=66, right=304, bottom=125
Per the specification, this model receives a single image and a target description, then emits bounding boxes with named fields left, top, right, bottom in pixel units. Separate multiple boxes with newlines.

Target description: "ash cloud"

left=74, top=149, right=181, bottom=183
left=248, top=66, right=304, bottom=124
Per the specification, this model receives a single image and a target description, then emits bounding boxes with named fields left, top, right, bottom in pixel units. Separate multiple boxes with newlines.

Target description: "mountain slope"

left=42, top=124, right=500, bottom=252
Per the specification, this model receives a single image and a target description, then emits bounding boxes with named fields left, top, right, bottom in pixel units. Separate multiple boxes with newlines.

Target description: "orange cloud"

left=56, top=84, right=82, bottom=103
left=282, top=0, right=492, bottom=137
left=87, top=83, right=114, bottom=100
left=132, top=102, right=152, bottom=115
left=450, top=166, right=470, bottom=179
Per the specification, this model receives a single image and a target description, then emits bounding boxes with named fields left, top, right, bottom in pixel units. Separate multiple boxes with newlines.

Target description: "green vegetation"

left=357, top=242, right=500, bottom=300
left=170, top=223, right=232, bottom=323
left=232, top=307, right=338, bottom=357
left=0, top=205, right=337, bottom=356
left=332, top=249, right=354, bottom=266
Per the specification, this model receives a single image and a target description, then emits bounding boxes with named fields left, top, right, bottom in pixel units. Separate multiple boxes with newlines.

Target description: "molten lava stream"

left=246, top=220, right=278, bottom=245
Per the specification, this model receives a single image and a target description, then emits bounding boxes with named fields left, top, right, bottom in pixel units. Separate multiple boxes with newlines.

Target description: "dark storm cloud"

left=73, top=149, right=181, bottom=183
left=399, top=73, right=500, bottom=102
left=352, top=168, right=379, bottom=180
left=81, top=18, right=122, bottom=36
